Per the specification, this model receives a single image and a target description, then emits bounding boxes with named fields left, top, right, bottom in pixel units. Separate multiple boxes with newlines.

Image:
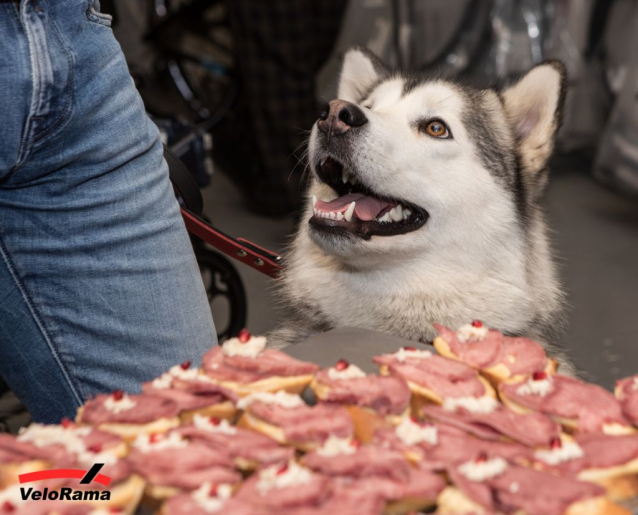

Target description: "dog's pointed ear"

left=338, top=47, right=387, bottom=102
left=502, top=61, right=567, bottom=174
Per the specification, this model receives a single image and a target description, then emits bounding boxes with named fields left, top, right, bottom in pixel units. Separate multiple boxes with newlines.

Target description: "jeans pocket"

left=86, top=0, right=112, bottom=28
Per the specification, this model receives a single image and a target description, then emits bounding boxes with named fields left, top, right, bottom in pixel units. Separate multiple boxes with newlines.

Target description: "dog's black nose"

left=317, top=100, right=367, bottom=135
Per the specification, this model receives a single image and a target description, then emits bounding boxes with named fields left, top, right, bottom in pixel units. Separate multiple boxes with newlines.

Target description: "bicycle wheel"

left=195, top=245, right=247, bottom=343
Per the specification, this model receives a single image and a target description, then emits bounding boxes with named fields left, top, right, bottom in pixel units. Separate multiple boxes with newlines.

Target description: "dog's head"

left=305, top=47, right=566, bottom=267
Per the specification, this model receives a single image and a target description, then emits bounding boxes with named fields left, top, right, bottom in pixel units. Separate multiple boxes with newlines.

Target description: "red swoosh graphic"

left=18, top=469, right=111, bottom=486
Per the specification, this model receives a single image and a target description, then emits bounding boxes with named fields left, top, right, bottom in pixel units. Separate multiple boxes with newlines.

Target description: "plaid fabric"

left=225, top=0, right=346, bottom=215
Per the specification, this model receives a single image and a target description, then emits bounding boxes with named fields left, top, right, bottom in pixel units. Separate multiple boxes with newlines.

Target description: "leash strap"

left=164, top=145, right=283, bottom=278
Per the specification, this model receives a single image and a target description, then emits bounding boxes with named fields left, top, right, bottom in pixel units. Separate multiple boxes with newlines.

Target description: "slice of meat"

left=374, top=350, right=487, bottom=399
left=434, top=324, right=548, bottom=375
left=389, top=361, right=486, bottom=398
left=539, top=433, right=638, bottom=476
left=449, top=462, right=605, bottom=515
left=0, top=433, right=66, bottom=463
left=616, top=374, right=638, bottom=425
left=175, top=423, right=294, bottom=466
left=500, top=375, right=629, bottom=433
left=314, top=372, right=410, bottom=416
left=202, top=346, right=319, bottom=383
left=374, top=423, right=532, bottom=470
left=304, top=446, right=411, bottom=482
left=433, top=324, right=503, bottom=368
left=129, top=440, right=240, bottom=490
left=236, top=466, right=331, bottom=509
left=163, top=491, right=262, bottom=515
left=421, top=404, right=559, bottom=447
left=78, top=392, right=180, bottom=425
left=343, top=464, right=446, bottom=503
left=497, top=336, right=548, bottom=376
left=284, top=481, right=386, bottom=515
left=249, top=402, right=353, bottom=444
left=142, top=379, right=237, bottom=412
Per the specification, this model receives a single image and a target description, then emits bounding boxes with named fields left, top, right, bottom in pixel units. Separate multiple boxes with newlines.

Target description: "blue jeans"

left=0, top=0, right=217, bottom=423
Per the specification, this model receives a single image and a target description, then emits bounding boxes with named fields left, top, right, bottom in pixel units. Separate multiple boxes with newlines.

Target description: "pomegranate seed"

left=403, top=346, right=416, bottom=351
left=238, top=329, right=251, bottom=343
left=209, top=484, right=218, bottom=497
left=209, top=417, right=221, bottom=425
left=149, top=433, right=161, bottom=443
left=550, top=437, right=562, bottom=450
left=61, top=417, right=74, bottom=429
left=350, top=439, right=361, bottom=449
left=471, top=320, right=483, bottom=328
left=475, top=452, right=488, bottom=463
left=180, top=361, right=191, bottom=370
left=334, top=359, right=349, bottom=371
left=533, top=371, right=547, bottom=381
left=276, top=463, right=289, bottom=475
left=410, top=415, right=419, bottom=423
left=88, top=443, right=103, bottom=453
left=2, top=501, right=15, bottom=513
left=112, top=389, right=124, bottom=401
left=109, top=509, right=123, bottom=514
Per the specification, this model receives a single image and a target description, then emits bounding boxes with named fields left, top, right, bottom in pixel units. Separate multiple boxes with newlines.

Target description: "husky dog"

left=272, top=47, right=571, bottom=371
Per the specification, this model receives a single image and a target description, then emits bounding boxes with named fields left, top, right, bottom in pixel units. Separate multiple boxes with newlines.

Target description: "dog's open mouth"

left=309, top=156, right=428, bottom=239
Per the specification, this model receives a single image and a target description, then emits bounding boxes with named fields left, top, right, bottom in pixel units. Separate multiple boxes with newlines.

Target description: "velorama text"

left=21, top=487, right=110, bottom=501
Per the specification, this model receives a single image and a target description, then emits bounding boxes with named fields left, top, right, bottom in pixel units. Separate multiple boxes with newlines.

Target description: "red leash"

left=180, top=208, right=283, bottom=279
left=165, top=144, right=283, bottom=278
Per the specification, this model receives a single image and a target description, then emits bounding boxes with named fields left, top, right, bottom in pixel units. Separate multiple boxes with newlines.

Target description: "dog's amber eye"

left=422, top=120, right=450, bottom=139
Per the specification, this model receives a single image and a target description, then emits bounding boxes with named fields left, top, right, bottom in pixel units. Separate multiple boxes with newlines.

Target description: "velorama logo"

left=18, top=463, right=112, bottom=501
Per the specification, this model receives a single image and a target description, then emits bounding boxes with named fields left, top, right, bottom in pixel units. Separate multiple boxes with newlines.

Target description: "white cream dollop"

left=316, top=436, right=357, bottom=457
left=516, top=377, right=553, bottom=397
left=18, top=422, right=117, bottom=466
left=193, top=414, right=237, bottom=435
left=237, top=390, right=304, bottom=410
left=443, top=395, right=499, bottom=414
left=327, top=363, right=366, bottom=380
left=151, top=364, right=200, bottom=389
left=191, top=482, right=233, bottom=513
left=104, top=393, right=136, bottom=414
left=456, top=324, right=489, bottom=343
left=256, top=461, right=312, bottom=495
left=534, top=441, right=584, bottom=465
left=391, top=348, right=433, bottom=363
left=133, top=431, right=188, bottom=452
left=222, top=335, right=267, bottom=358
left=18, top=423, right=91, bottom=455
left=458, top=457, right=507, bottom=482
left=0, top=484, right=30, bottom=507
left=395, top=418, right=438, bottom=446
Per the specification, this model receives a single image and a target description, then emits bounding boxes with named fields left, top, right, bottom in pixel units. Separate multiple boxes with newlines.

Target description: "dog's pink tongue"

left=315, top=193, right=395, bottom=221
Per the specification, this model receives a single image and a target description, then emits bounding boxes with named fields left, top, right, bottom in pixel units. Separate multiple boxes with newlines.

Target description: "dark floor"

left=204, top=156, right=638, bottom=391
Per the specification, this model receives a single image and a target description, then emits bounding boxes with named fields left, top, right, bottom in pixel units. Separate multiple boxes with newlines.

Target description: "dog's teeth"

left=378, top=213, right=392, bottom=223
left=336, top=212, right=344, bottom=221
left=390, top=205, right=403, bottom=222
left=344, top=201, right=356, bottom=222
left=320, top=157, right=327, bottom=166
left=342, top=168, right=349, bottom=184
left=312, top=195, right=317, bottom=207
left=403, top=208, right=411, bottom=220
left=329, top=212, right=336, bottom=220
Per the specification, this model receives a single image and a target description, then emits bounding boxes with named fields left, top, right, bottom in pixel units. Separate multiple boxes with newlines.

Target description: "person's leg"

left=0, top=0, right=217, bottom=423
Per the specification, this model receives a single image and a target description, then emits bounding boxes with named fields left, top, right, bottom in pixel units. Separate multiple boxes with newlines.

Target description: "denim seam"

left=0, top=235, right=84, bottom=408
left=15, top=1, right=40, bottom=169
left=32, top=15, right=75, bottom=146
